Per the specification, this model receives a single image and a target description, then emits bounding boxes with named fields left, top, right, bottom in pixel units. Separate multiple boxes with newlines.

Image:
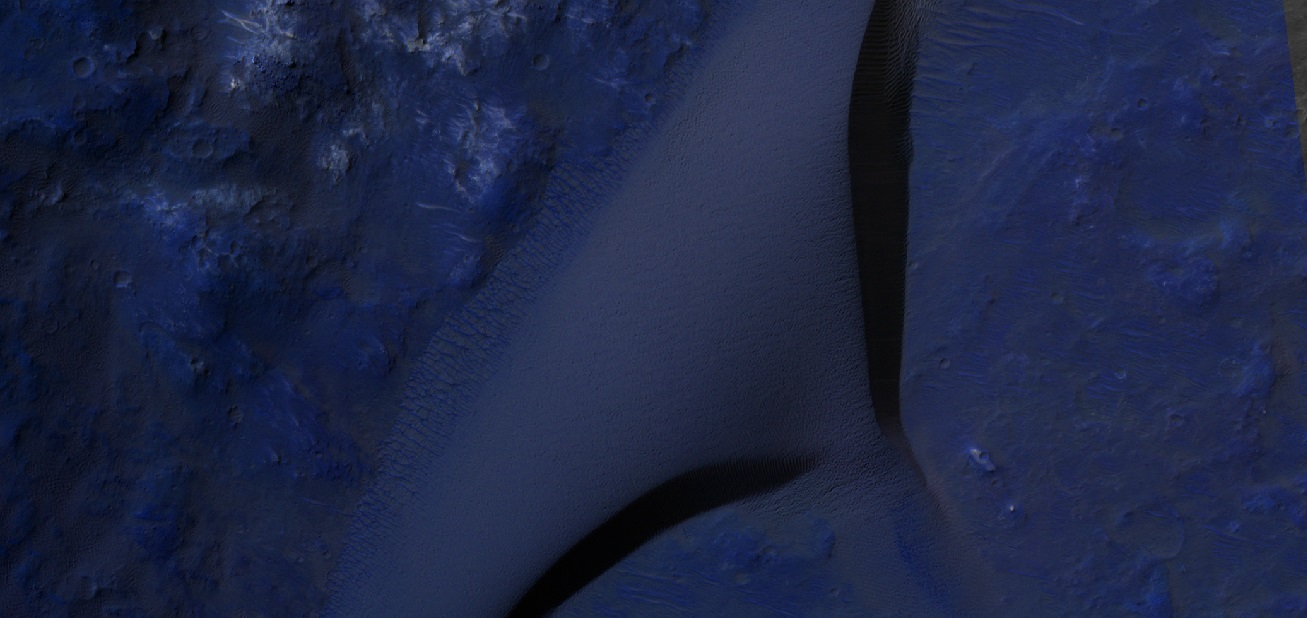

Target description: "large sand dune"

left=327, top=1, right=1003, bottom=615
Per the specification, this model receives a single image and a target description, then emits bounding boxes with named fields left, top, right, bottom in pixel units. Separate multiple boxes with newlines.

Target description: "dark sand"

left=328, top=1, right=998, bottom=615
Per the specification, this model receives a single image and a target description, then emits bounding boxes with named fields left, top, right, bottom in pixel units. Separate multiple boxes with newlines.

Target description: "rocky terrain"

left=0, top=1, right=709, bottom=614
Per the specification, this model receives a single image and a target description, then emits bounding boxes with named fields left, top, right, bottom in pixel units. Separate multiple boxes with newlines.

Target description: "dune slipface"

left=327, top=0, right=1000, bottom=616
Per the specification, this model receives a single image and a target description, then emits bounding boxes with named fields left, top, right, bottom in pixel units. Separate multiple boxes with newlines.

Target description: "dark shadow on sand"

left=507, top=456, right=815, bottom=617
left=848, top=0, right=921, bottom=451
left=507, top=4, right=930, bottom=615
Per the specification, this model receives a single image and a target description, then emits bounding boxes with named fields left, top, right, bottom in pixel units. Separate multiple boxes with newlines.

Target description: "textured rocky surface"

left=5, top=0, right=1306, bottom=615
left=550, top=1, right=1307, bottom=615
left=905, top=0, right=1307, bottom=614
left=0, top=0, right=709, bottom=615
left=556, top=511, right=870, bottom=617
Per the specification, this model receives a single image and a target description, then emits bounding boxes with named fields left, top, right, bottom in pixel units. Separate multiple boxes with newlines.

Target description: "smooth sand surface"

left=328, top=1, right=998, bottom=615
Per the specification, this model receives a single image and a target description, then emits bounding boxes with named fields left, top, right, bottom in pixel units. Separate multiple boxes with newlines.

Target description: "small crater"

left=532, top=53, right=550, bottom=70
left=72, top=57, right=95, bottom=78
left=1111, top=503, right=1185, bottom=559
left=113, top=271, right=133, bottom=288
left=192, top=139, right=214, bottom=158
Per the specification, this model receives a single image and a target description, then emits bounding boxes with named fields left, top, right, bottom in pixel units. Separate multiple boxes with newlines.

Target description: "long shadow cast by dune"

left=321, top=1, right=1010, bottom=614
left=507, top=456, right=815, bottom=617
left=848, top=0, right=926, bottom=455
left=511, top=3, right=946, bottom=615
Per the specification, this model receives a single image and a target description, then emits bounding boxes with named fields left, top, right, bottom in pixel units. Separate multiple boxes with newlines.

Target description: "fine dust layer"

left=328, top=0, right=999, bottom=616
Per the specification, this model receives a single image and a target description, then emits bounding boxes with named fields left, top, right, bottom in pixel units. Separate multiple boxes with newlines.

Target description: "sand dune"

left=327, top=1, right=998, bottom=615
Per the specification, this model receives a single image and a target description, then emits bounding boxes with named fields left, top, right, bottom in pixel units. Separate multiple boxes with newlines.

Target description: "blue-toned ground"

left=5, top=0, right=1307, bottom=615
left=905, top=0, right=1307, bottom=615
left=0, top=0, right=709, bottom=614
left=556, top=511, right=869, bottom=618
left=546, top=1, right=1307, bottom=615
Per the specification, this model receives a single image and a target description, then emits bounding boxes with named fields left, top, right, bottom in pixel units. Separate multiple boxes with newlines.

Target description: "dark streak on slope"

left=506, top=456, right=815, bottom=618
left=848, top=0, right=927, bottom=452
